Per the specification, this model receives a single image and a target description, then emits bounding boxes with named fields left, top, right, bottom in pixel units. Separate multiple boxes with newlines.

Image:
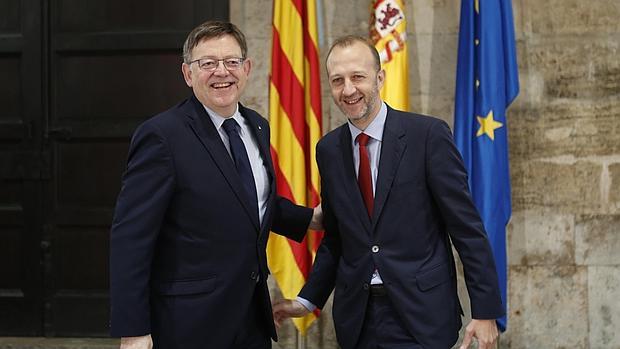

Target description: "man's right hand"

left=120, top=335, right=153, bottom=349
left=272, top=298, right=310, bottom=328
left=309, top=204, right=324, bottom=231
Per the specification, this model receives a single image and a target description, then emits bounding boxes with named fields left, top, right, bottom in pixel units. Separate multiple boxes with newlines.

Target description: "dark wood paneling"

left=50, top=292, right=110, bottom=336
left=54, top=32, right=187, bottom=51
left=0, top=226, right=23, bottom=287
left=0, top=0, right=20, bottom=32
left=56, top=0, right=195, bottom=32
left=0, top=179, right=43, bottom=336
left=52, top=228, right=110, bottom=290
left=0, top=178, right=21, bottom=204
left=0, top=222, right=29, bottom=333
left=56, top=142, right=128, bottom=207
left=0, top=296, right=40, bottom=335
left=0, top=0, right=43, bottom=336
left=55, top=52, right=187, bottom=120
left=0, top=54, right=21, bottom=121
left=0, top=53, right=25, bottom=141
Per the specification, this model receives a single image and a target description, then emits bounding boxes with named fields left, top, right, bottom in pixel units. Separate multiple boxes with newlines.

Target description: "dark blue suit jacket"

left=299, top=106, right=503, bottom=349
left=109, top=95, right=312, bottom=348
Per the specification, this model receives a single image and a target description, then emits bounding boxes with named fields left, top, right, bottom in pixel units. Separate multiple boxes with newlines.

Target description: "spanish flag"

left=370, top=0, right=409, bottom=110
left=267, top=0, right=323, bottom=335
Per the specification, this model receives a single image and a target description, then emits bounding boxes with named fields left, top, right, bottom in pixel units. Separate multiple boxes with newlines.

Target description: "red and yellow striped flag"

left=267, top=0, right=323, bottom=335
left=370, top=0, right=409, bottom=110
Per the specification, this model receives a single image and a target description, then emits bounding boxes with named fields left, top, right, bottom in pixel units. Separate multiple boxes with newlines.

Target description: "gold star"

left=475, top=0, right=479, bottom=14
left=476, top=110, right=503, bottom=140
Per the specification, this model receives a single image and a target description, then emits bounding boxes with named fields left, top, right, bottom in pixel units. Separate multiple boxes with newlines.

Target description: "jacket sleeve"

left=270, top=196, right=313, bottom=243
left=425, top=120, right=504, bottom=319
left=297, top=145, right=341, bottom=309
left=109, top=121, right=175, bottom=337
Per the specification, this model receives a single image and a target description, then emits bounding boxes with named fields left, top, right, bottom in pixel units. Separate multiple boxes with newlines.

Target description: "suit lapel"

left=371, top=109, right=406, bottom=232
left=184, top=96, right=260, bottom=230
left=239, top=104, right=275, bottom=234
left=339, top=126, right=372, bottom=232
left=240, top=105, right=274, bottom=181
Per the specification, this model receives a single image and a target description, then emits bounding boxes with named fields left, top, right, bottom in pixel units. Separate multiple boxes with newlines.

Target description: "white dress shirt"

left=347, top=102, right=387, bottom=285
left=297, top=102, right=388, bottom=312
left=204, top=104, right=270, bottom=225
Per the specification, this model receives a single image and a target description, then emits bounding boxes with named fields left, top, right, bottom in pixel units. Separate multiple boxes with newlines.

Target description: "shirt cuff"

left=296, top=296, right=317, bottom=312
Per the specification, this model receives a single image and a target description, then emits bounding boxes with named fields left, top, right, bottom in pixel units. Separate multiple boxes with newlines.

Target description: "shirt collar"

left=347, top=102, right=387, bottom=144
left=204, top=104, right=245, bottom=133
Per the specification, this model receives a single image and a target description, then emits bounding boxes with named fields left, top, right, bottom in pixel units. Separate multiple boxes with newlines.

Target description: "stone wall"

left=231, top=0, right=620, bottom=348
left=506, top=0, right=620, bottom=348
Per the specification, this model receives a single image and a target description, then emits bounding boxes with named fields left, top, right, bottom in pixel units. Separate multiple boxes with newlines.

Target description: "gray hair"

left=182, top=21, right=247, bottom=63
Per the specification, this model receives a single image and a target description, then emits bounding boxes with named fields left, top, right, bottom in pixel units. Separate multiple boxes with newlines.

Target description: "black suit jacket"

left=109, top=95, right=312, bottom=348
left=299, top=106, right=503, bottom=349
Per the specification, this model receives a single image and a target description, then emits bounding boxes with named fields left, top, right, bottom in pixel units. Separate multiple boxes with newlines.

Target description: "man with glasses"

left=109, top=21, right=322, bottom=349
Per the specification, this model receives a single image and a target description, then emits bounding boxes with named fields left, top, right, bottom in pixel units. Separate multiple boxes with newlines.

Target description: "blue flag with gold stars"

left=454, top=0, right=519, bottom=332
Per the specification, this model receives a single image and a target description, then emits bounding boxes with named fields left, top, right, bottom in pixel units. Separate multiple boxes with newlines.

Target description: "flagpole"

left=296, top=329, right=306, bottom=349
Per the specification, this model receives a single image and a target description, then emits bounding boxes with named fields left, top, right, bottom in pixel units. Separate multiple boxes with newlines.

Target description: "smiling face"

left=181, top=34, right=251, bottom=117
left=326, top=41, right=384, bottom=130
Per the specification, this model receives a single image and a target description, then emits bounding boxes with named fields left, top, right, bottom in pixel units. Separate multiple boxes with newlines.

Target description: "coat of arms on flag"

left=370, top=0, right=409, bottom=110
left=372, top=0, right=404, bottom=40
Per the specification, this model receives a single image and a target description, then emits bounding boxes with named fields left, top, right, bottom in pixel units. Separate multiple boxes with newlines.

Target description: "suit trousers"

left=355, top=285, right=423, bottom=349
left=231, top=285, right=272, bottom=349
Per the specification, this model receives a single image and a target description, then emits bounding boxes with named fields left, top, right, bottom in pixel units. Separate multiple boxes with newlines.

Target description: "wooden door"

left=0, top=0, right=229, bottom=336
left=0, top=0, right=45, bottom=336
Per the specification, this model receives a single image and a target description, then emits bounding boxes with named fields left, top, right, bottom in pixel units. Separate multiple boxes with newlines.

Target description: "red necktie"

left=356, top=133, right=373, bottom=218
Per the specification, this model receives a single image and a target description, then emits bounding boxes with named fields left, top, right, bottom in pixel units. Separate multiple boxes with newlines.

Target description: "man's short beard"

left=344, top=83, right=380, bottom=123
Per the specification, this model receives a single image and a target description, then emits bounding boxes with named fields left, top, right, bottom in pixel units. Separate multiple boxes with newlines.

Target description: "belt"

left=369, top=284, right=386, bottom=297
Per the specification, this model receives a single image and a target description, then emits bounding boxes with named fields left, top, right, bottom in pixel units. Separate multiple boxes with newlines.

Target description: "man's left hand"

left=272, top=298, right=311, bottom=328
left=459, top=319, right=498, bottom=349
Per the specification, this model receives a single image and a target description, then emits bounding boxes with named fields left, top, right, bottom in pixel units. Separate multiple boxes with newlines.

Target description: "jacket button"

left=371, top=245, right=379, bottom=253
left=363, top=283, right=369, bottom=290
left=250, top=271, right=258, bottom=281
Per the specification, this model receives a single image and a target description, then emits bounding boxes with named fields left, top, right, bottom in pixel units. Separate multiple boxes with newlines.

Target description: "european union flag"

left=453, top=0, right=519, bottom=332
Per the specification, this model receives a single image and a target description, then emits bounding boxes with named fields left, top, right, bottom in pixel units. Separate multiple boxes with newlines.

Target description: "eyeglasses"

left=188, top=57, right=245, bottom=72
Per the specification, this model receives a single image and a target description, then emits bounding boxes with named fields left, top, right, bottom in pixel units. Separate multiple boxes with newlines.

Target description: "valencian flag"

left=454, top=0, right=519, bottom=331
left=370, top=0, right=409, bottom=111
left=267, top=0, right=323, bottom=335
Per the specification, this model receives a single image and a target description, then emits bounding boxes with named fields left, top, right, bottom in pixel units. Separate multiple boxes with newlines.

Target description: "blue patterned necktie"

left=222, top=118, right=259, bottom=222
